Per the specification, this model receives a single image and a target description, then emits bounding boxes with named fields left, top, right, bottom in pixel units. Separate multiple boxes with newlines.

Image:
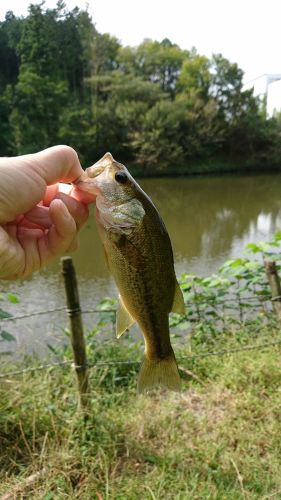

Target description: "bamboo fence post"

left=265, top=260, right=281, bottom=322
left=61, top=256, right=89, bottom=411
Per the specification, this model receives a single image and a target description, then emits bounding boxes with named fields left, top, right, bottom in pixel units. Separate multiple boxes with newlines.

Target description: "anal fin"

left=171, top=281, right=185, bottom=315
left=116, top=294, right=135, bottom=338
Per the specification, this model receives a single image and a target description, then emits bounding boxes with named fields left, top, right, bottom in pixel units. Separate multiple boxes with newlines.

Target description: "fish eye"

left=115, top=171, right=128, bottom=184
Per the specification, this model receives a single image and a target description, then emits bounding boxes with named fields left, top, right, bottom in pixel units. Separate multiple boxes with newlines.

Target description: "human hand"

left=0, top=145, right=94, bottom=280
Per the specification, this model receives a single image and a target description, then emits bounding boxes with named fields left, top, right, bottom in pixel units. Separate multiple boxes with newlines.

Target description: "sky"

left=0, top=0, right=280, bottom=84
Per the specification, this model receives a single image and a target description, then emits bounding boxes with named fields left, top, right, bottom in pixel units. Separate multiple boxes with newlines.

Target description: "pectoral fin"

left=116, top=295, right=135, bottom=338
left=171, top=281, right=185, bottom=315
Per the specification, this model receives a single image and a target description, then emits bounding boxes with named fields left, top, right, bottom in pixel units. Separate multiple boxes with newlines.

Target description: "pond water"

left=1, top=171, right=281, bottom=356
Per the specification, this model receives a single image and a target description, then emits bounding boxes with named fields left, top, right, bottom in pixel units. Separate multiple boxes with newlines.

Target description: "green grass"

left=1, top=327, right=281, bottom=499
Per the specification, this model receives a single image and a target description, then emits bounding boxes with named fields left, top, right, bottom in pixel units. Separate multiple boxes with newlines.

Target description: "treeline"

left=1, top=2, right=281, bottom=174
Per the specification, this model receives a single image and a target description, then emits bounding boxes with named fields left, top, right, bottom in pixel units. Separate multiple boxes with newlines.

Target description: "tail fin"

left=137, top=354, right=181, bottom=394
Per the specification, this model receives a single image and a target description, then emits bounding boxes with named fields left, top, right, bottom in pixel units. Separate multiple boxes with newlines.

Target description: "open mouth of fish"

left=73, top=166, right=103, bottom=195
left=73, top=152, right=118, bottom=194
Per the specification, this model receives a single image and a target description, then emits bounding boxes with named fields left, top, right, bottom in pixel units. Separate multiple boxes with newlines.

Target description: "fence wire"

left=1, top=338, right=281, bottom=380
left=0, top=296, right=276, bottom=322
left=1, top=277, right=280, bottom=380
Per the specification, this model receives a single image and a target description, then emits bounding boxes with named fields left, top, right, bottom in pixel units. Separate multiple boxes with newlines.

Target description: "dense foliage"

left=1, top=2, right=281, bottom=173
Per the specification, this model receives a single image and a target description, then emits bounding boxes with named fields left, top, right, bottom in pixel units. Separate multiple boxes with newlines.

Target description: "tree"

left=18, top=4, right=61, bottom=77
left=129, top=38, right=188, bottom=96
left=130, top=100, right=186, bottom=171
left=10, top=69, right=68, bottom=154
left=0, top=3, right=279, bottom=171
left=0, top=11, right=22, bottom=90
left=210, top=54, right=245, bottom=124
left=0, top=86, right=14, bottom=155
left=177, top=52, right=211, bottom=100
left=91, top=33, right=121, bottom=75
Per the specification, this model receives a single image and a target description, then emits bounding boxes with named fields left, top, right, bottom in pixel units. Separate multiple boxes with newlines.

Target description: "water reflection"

left=142, top=174, right=280, bottom=258
left=1, top=172, right=281, bottom=354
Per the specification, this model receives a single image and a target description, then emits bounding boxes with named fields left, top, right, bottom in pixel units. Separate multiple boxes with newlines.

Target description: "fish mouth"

left=72, top=170, right=101, bottom=195
left=85, top=165, right=105, bottom=179
left=72, top=152, right=115, bottom=194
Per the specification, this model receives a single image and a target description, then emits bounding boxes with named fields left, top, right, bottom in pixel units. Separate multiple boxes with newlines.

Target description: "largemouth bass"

left=75, top=152, right=185, bottom=393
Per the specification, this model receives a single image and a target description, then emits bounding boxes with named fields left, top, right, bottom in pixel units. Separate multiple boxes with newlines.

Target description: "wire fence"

left=1, top=257, right=281, bottom=408
left=0, top=295, right=277, bottom=323
left=1, top=338, right=281, bottom=380
left=0, top=306, right=114, bottom=322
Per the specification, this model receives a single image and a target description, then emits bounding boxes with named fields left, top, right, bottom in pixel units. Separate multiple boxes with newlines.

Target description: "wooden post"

left=61, top=256, right=89, bottom=411
left=265, top=260, right=281, bottom=322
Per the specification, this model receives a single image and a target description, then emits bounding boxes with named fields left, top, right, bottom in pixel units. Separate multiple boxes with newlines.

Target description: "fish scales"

left=105, top=194, right=176, bottom=359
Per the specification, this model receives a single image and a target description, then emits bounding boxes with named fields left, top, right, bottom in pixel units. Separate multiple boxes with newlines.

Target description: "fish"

left=75, top=152, right=185, bottom=393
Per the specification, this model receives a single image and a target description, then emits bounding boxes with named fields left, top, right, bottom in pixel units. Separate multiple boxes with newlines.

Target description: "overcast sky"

left=0, top=0, right=280, bottom=83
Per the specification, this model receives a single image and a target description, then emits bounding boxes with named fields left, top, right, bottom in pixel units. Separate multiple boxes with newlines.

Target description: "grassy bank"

left=1, top=324, right=281, bottom=499
left=129, top=158, right=281, bottom=178
left=1, top=237, right=281, bottom=498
